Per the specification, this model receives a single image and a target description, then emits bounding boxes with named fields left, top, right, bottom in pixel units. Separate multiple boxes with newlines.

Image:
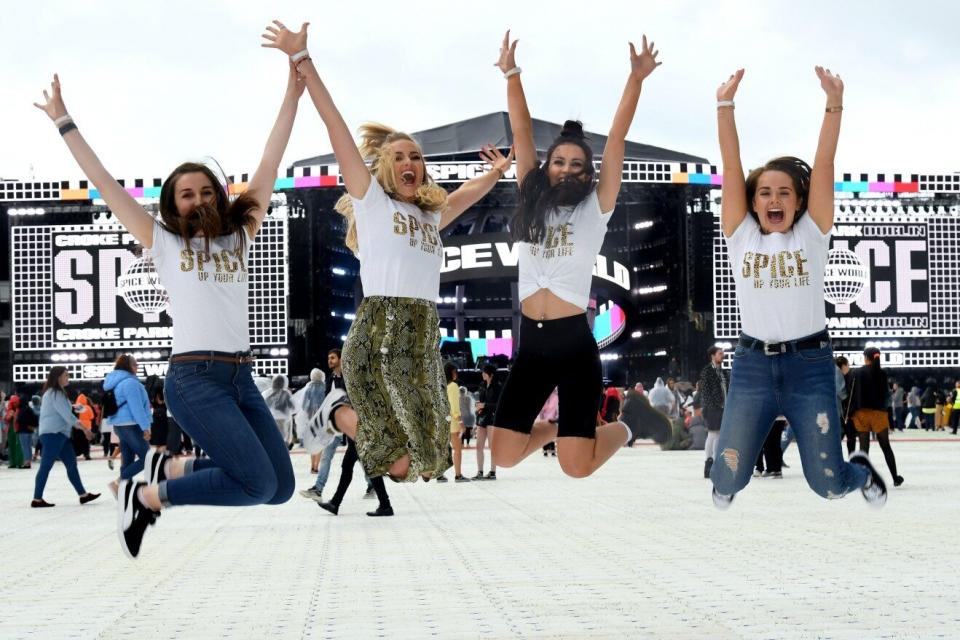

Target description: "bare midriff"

left=520, top=288, right=585, bottom=321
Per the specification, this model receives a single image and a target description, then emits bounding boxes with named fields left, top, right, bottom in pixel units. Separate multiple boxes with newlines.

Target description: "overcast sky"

left=3, top=0, right=958, bottom=184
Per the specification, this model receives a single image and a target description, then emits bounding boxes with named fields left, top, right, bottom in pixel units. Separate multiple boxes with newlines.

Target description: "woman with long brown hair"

left=487, top=31, right=670, bottom=478
left=35, top=48, right=304, bottom=557
left=31, top=366, right=100, bottom=508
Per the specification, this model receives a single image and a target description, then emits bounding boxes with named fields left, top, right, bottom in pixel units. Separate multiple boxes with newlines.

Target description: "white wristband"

left=290, top=49, right=309, bottom=63
left=503, top=67, right=522, bottom=79
left=716, top=100, right=735, bottom=108
left=54, top=114, right=73, bottom=127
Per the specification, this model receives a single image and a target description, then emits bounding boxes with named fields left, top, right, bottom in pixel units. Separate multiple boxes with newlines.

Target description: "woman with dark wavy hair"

left=708, top=66, right=887, bottom=510
left=487, top=31, right=671, bottom=479
left=35, top=51, right=304, bottom=557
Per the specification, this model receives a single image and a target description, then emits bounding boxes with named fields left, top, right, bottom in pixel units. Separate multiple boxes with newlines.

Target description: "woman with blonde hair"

left=263, top=21, right=512, bottom=483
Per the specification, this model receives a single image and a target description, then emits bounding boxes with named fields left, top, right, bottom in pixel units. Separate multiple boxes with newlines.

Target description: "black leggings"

left=755, top=420, right=785, bottom=473
left=495, top=314, right=601, bottom=439
left=331, top=437, right=391, bottom=508
left=858, top=430, right=899, bottom=479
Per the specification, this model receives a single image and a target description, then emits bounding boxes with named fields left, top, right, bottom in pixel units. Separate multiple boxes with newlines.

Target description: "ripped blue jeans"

left=710, top=334, right=868, bottom=499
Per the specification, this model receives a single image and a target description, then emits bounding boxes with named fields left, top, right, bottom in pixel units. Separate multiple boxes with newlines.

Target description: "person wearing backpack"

left=104, top=355, right=153, bottom=497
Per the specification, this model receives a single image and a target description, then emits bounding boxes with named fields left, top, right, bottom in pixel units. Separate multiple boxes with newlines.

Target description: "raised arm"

left=597, top=36, right=661, bottom=213
left=717, top=69, right=747, bottom=237
left=33, top=75, right=156, bottom=247
left=262, top=21, right=371, bottom=199
left=246, top=61, right=304, bottom=236
left=495, top=31, right=537, bottom=185
left=440, top=145, right=514, bottom=229
left=808, top=66, right=844, bottom=233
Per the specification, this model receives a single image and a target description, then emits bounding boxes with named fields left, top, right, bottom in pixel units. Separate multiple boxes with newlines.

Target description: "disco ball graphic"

left=824, top=248, right=869, bottom=305
left=118, top=253, right=170, bottom=314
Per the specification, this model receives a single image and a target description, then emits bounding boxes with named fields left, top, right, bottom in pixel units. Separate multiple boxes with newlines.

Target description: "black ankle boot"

left=366, top=505, right=394, bottom=517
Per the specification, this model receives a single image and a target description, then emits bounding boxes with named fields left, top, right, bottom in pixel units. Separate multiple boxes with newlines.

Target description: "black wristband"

left=58, top=122, right=78, bottom=136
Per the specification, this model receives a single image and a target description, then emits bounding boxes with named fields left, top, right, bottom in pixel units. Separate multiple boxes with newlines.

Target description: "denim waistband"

left=738, top=330, right=831, bottom=355
left=169, top=350, right=253, bottom=363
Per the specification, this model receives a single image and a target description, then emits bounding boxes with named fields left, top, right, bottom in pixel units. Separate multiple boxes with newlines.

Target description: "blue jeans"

left=780, top=424, right=796, bottom=454
left=710, top=336, right=868, bottom=499
left=162, top=353, right=294, bottom=507
left=114, top=425, right=149, bottom=481
left=19, top=433, right=34, bottom=463
left=33, top=433, right=86, bottom=499
left=313, top=435, right=342, bottom=491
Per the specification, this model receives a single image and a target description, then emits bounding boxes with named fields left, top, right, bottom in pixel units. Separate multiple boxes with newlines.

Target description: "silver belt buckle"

left=763, top=342, right=782, bottom=356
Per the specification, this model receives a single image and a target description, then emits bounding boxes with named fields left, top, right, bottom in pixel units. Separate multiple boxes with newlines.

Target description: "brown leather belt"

left=169, top=354, right=255, bottom=365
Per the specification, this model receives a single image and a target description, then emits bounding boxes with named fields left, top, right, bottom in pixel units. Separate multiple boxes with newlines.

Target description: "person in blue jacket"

left=104, top=354, right=153, bottom=495
left=32, top=366, right=100, bottom=507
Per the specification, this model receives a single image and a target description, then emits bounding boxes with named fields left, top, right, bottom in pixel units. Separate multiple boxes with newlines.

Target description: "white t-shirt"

left=725, top=214, right=830, bottom=342
left=351, top=179, right=443, bottom=301
left=517, top=189, right=613, bottom=309
left=151, top=221, right=251, bottom=354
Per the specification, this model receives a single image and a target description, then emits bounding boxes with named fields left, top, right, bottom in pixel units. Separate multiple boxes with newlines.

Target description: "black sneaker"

left=484, top=471, right=497, bottom=481
left=472, top=471, right=485, bottom=480
left=318, top=501, right=339, bottom=516
left=117, top=480, right=159, bottom=560
left=704, top=458, right=713, bottom=479
left=454, top=475, right=471, bottom=483
left=849, top=452, right=888, bottom=509
left=712, top=487, right=735, bottom=511
left=435, top=475, right=448, bottom=483
left=143, top=449, right=169, bottom=485
left=366, top=505, right=394, bottom=517
left=893, top=475, right=905, bottom=487
left=318, top=388, right=350, bottom=434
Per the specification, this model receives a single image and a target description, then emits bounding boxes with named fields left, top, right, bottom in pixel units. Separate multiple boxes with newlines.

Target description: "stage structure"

left=6, top=114, right=958, bottom=387
left=713, top=172, right=960, bottom=369
left=286, top=112, right=716, bottom=385
left=2, top=198, right=290, bottom=384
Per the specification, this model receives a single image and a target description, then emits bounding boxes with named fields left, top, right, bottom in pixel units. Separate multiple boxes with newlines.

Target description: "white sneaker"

left=316, top=388, right=350, bottom=436
left=712, top=487, right=735, bottom=511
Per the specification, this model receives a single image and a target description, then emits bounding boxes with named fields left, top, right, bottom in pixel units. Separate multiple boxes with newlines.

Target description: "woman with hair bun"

left=708, top=65, right=888, bottom=509
left=487, top=31, right=671, bottom=479
left=262, top=21, right=513, bottom=483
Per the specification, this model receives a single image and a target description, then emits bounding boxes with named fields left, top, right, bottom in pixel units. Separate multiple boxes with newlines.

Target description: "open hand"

left=480, top=144, right=514, bottom=176
left=261, top=20, right=309, bottom=56
left=717, top=69, right=744, bottom=102
left=33, top=74, right=68, bottom=121
left=815, top=66, right=843, bottom=102
left=495, top=30, right=519, bottom=74
left=629, top=35, right=661, bottom=80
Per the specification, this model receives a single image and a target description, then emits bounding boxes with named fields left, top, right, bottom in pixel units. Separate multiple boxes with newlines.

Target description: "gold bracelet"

left=825, top=105, right=843, bottom=113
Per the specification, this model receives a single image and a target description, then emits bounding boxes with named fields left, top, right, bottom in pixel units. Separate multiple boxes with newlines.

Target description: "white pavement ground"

left=3, top=433, right=959, bottom=640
